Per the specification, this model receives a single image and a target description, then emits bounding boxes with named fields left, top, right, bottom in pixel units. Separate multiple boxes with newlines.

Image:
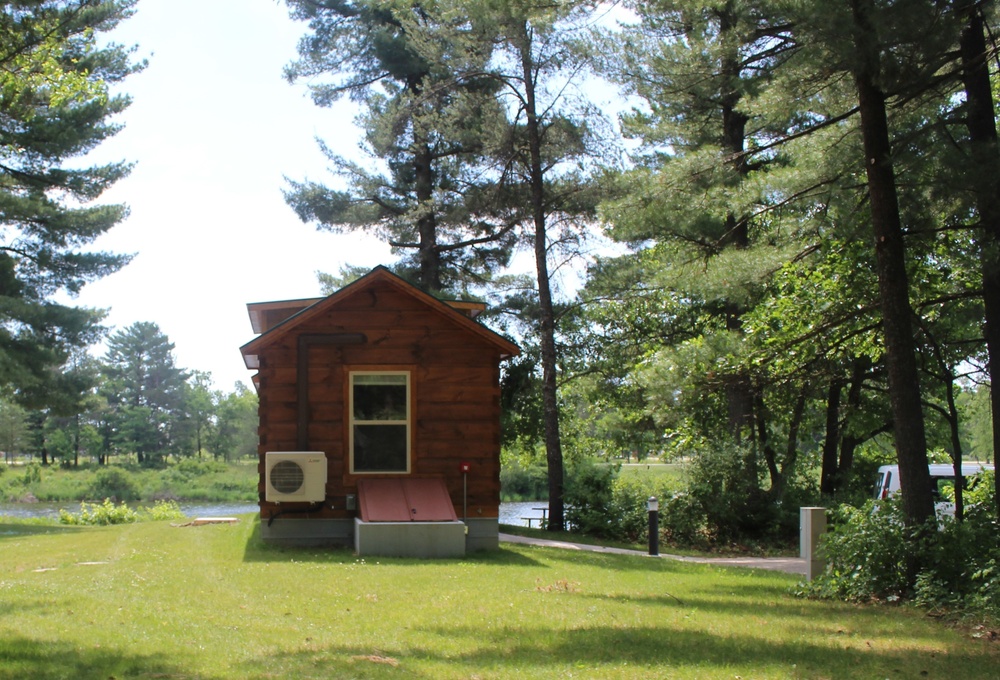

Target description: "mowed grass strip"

left=1, top=518, right=996, bottom=679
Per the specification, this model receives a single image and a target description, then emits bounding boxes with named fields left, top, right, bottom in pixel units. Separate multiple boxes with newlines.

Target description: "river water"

left=0, top=500, right=548, bottom=527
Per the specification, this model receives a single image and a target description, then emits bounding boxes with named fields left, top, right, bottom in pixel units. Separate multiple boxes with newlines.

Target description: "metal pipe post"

left=647, top=496, right=659, bottom=556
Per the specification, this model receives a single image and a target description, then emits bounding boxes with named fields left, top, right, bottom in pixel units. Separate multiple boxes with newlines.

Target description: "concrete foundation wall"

left=260, top=517, right=354, bottom=547
left=260, top=516, right=501, bottom=556
left=465, top=518, right=499, bottom=552
left=355, top=519, right=466, bottom=558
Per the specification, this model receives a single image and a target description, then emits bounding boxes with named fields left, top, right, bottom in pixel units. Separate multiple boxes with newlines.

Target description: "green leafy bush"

left=500, top=457, right=549, bottom=501
left=142, top=500, right=186, bottom=522
left=807, top=498, right=913, bottom=601
left=59, top=499, right=139, bottom=525
left=808, top=476, right=1000, bottom=621
left=564, top=460, right=617, bottom=537
left=175, top=458, right=229, bottom=475
left=90, top=467, right=140, bottom=501
left=659, top=491, right=708, bottom=546
left=22, top=463, right=42, bottom=486
left=563, top=459, right=677, bottom=542
left=608, top=474, right=662, bottom=542
left=685, top=442, right=786, bottom=542
left=59, top=499, right=185, bottom=525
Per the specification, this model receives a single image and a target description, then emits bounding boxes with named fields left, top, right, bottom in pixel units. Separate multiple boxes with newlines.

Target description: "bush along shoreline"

left=0, top=459, right=258, bottom=504
left=58, top=499, right=187, bottom=525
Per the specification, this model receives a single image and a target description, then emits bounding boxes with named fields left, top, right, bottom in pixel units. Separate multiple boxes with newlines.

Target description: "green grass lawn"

left=1, top=516, right=996, bottom=679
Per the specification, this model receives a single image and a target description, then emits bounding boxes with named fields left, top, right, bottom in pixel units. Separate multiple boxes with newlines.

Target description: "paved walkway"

left=499, top=533, right=807, bottom=576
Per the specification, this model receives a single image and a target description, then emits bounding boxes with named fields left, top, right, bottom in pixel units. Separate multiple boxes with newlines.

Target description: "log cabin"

left=240, top=266, right=520, bottom=556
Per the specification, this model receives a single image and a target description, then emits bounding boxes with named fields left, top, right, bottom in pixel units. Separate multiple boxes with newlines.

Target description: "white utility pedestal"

left=800, top=507, right=827, bottom=581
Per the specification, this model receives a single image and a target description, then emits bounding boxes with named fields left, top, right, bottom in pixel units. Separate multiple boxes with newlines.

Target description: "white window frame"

left=348, top=370, right=412, bottom=474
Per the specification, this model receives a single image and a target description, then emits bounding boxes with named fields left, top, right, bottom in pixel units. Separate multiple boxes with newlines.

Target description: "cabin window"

left=349, top=371, right=411, bottom=473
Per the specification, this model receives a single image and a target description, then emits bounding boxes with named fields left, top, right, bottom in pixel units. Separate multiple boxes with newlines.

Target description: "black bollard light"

left=647, top=496, right=659, bottom=556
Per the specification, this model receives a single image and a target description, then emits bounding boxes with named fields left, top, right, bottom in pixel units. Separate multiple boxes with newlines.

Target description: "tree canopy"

left=283, top=0, right=518, bottom=293
left=280, top=0, right=1000, bottom=534
left=0, top=0, right=141, bottom=407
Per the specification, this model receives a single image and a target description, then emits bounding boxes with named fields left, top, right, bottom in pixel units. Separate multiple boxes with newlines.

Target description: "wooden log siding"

left=296, top=334, right=366, bottom=450
left=251, top=271, right=514, bottom=521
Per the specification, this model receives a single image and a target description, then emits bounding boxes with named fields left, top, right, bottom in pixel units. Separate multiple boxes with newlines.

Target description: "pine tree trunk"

left=849, top=0, right=934, bottom=528
left=73, top=413, right=80, bottom=467
left=719, top=7, right=755, bottom=443
left=754, top=394, right=780, bottom=491
left=945, top=376, right=966, bottom=521
left=836, top=358, right=869, bottom=489
left=958, top=0, right=1000, bottom=522
left=414, top=139, right=442, bottom=291
left=518, top=20, right=564, bottom=532
left=820, top=378, right=842, bottom=496
left=781, top=390, right=807, bottom=499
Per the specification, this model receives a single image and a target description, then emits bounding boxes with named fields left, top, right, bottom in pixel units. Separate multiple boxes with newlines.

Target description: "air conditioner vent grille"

left=270, top=460, right=305, bottom=494
left=264, top=451, right=327, bottom=503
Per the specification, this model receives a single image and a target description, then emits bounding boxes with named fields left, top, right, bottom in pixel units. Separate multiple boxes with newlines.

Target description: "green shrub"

left=659, top=491, right=708, bottom=546
left=90, top=467, right=140, bottom=501
left=608, top=474, right=659, bottom=542
left=60, top=498, right=139, bottom=525
left=59, top=498, right=185, bottom=525
left=564, top=460, right=617, bottom=537
left=22, top=463, right=42, bottom=486
left=500, top=458, right=549, bottom=501
left=563, top=459, right=678, bottom=543
left=685, top=443, right=759, bottom=540
left=808, top=498, right=913, bottom=601
left=808, top=478, right=1000, bottom=621
left=175, top=458, right=229, bottom=475
left=915, top=502, right=1000, bottom=619
left=560, top=443, right=817, bottom=550
left=609, top=473, right=686, bottom=543
left=143, top=500, right=186, bottom=522
left=681, top=441, right=809, bottom=544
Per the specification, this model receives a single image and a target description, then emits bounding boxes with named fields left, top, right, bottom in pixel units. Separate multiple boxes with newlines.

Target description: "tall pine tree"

left=283, top=0, right=516, bottom=293
left=459, top=0, right=607, bottom=531
left=0, top=0, right=140, bottom=405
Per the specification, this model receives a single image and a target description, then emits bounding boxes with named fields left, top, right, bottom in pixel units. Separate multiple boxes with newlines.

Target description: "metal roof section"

left=246, top=298, right=323, bottom=335
left=442, top=299, right=486, bottom=319
left=357, top=477, right=459, bottom=522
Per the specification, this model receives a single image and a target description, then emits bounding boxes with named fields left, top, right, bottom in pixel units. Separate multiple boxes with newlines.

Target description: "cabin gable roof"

left=240, top=266, right=519, bottom=369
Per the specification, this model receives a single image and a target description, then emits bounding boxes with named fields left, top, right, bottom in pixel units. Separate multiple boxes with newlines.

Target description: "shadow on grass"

left=578, top=588, right=872, bottom=625
left=0, top=636, right=199, bottom=680
left=0, top=522, right=86, bottom=540
left=439, top=623, right=990, bottom=676
left=516, top=541, right=807, bottom=581
left=239, top=518, right=546, bottom=567
left=239, top=623, right=993, bottom=679
left=0, top=597, right=62, bottom=619
left=506, top=542, right=736, bottom=574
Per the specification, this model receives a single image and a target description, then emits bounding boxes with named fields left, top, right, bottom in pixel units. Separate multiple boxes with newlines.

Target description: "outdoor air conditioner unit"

left=265, top=451, right=327, bottom=503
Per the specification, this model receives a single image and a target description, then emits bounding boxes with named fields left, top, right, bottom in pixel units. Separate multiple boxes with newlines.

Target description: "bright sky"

left=74, top=0, right=391, bottom=391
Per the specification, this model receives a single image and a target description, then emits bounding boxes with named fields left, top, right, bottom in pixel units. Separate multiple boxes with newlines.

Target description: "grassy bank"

left=1, top=517, right=996, bottom=678
left=0, top=459, right=257, bottom=503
